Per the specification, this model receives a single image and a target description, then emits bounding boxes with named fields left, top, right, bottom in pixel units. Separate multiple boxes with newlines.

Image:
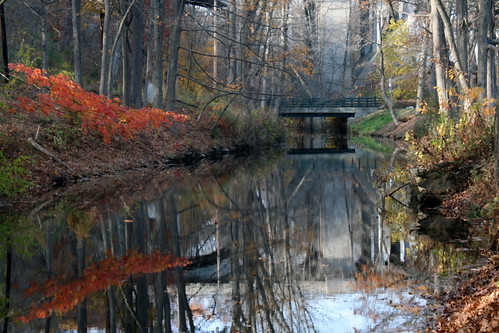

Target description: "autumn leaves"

left=9, top=64, right=188, bottom=144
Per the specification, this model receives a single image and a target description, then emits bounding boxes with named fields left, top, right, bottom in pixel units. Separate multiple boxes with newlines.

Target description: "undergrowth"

left=406, top=88, right=495, bottom=166
left=222, top=108, right=288, bottom=147
left=0, top=150, right=33, bottom=198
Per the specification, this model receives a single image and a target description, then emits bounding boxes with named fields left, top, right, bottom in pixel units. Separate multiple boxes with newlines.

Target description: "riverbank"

left=0, top=98, right=286, bottom=212
left=352, top=107, right=499, bottom=332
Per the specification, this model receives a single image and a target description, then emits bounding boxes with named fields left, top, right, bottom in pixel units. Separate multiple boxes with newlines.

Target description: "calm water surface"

left=3, top=135, right=431, bottom=332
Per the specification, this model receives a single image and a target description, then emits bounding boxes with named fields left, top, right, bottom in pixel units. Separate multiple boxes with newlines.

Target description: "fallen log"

left=28, top=137, right=76, bottom=174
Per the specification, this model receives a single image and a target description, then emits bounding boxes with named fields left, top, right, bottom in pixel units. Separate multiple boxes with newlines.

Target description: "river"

left=3, top=134, right=435, bottom=332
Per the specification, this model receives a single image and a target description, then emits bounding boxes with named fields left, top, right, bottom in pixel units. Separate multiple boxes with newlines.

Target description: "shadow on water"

left=0, top=133, right=479, bottom=332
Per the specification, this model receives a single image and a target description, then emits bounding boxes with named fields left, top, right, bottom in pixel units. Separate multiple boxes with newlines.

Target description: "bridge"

left=279, top=97, right=382, bottom=118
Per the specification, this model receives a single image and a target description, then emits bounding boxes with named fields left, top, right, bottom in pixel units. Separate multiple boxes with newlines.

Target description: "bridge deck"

left=279, top=97, right=382, bottom=118
left=279, top=111, right=355, bottom=118
left=282, top=97, right=382, bottom=108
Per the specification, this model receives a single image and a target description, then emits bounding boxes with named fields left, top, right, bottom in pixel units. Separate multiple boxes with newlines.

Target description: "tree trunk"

left=273, top=1, right=289, bottom=117
left=495, top=104, right=499, bottom=194
left=228, top=0, right=237, bottom=84
left=144, top=21, right=153, bottom=107
left=430, top=0, right=448, bottom=112
left=41, top=0, right=49, bottom=72
left=0, top=2, right=9, bottom=82
left=72, top=0, right=83, bottom=87
left=416, top=34, right=429, bottom=113
left=342, top=0, right=352, bottom=91
left=486, top=0, right=496, bottom=100
left=213, top=0, right=218, bottom=88
left=99, top=0, right=111, bottom=96
left=110, top=38, right=121, bottom=95
left=376, top=11, right=399, bottom=126
left=130, top=0, right=144, bottom=107
left=477, top=0, right=491, bottom=96
left=152, top=0, right=165, bottom=109
left=435, top=0, right=470, bottom=93
left=456, top=0, right=468, bottom=76
left=387, top=0, right=399, bottom=22
left=166, top=0, right=186, bottom=111
left=122, top=32, right=131, bottom=105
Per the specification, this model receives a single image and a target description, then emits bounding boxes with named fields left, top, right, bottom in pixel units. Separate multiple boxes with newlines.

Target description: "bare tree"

left=376, top=7, right=399, bottom=126
left=456, top=0, right=469, bottom=76
left=41, top=0, right=49, bottom=72
left=130, top=0, right=145, bottom=107
left=71, top=0, right=83, bottom=86
left=99, top=0, right=111, bottom=96
left=166, top=0, right=186, bottom=111
left=430, top=0, right=448, bottom=112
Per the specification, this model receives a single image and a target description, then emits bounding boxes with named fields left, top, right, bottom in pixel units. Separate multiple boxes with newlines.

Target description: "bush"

left=406, top=89, right=495, bottom=165
left=0, top=150, right=32, bottom=197
left=235, top=109, right=287, bottom=147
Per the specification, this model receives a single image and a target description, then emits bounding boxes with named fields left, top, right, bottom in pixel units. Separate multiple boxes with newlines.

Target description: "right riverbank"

left=350, top=106, right=499, bottom=332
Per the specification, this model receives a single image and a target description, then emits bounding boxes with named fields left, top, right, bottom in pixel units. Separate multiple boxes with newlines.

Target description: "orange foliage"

left=353, top=265, right=410, bottom=294
left=17, top=249, right=189, bottom=323
left=9, top=63, right=188, bottom=143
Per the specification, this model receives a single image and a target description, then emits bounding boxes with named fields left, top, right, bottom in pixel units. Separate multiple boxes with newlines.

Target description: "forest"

left=0, top=0, right=499, bottom=332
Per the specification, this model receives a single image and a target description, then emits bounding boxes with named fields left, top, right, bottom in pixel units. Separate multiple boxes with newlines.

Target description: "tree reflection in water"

left=3, top=147, right=443, bottom=332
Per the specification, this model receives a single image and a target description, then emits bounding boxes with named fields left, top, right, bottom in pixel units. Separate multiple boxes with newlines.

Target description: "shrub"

left=9, top=63, right=188, bottom=144
left=235, top=109, right=287, bottom=147
left=406, top=89, right=495, bottom=165
left=0, top=150, right=32, bottom=197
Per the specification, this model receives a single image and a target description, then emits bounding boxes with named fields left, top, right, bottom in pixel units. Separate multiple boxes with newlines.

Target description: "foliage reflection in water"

left=2, top=139, right=444, bottom=332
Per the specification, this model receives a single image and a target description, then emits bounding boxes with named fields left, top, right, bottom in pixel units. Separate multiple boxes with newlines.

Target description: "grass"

left=349, top=108, right=412, bottom=136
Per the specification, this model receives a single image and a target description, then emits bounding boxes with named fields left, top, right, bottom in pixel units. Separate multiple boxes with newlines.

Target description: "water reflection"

left=3, top=137, right=433, bottom=332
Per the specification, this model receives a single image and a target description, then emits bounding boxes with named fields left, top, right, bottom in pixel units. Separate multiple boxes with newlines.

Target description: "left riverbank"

left=0, top=97, right=287, bottom=212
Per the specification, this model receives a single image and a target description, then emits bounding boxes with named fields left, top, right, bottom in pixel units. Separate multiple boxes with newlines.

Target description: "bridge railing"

left=282, top=97, right=382, bottom=108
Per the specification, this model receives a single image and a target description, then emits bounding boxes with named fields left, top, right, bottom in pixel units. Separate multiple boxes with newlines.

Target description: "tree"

left=71, top=0, right=83, bottom=86
left=130, top=0, right=145, bottom=107
left=41, top=0, right=49, bottom=72
left=381, top=19, right=421, bottom=100
left=430, top=0, right=449, bottom=113
left=0, top=0, right=9, bottom=82
left=152, top=0, right=167, bottom=108
left=99, top=0, right=111, bottom=96
left=456, top=0, right=469, bottom=77
left=166, top=0, right=186, bottom=111
left=376, top=10, right=399, bottom=126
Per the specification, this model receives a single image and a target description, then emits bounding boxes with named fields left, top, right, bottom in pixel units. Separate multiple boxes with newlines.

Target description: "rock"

left=418, top=215, right=468, bottom=241
left=418, top=192, right=442, bottom=211
left=409, top=167, right=428, bottom=177
left=425, top=171, right=442, bottom=179
left=418, top=174, right=456, bottom=194
left=52, top=175, right=67, bottom=187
